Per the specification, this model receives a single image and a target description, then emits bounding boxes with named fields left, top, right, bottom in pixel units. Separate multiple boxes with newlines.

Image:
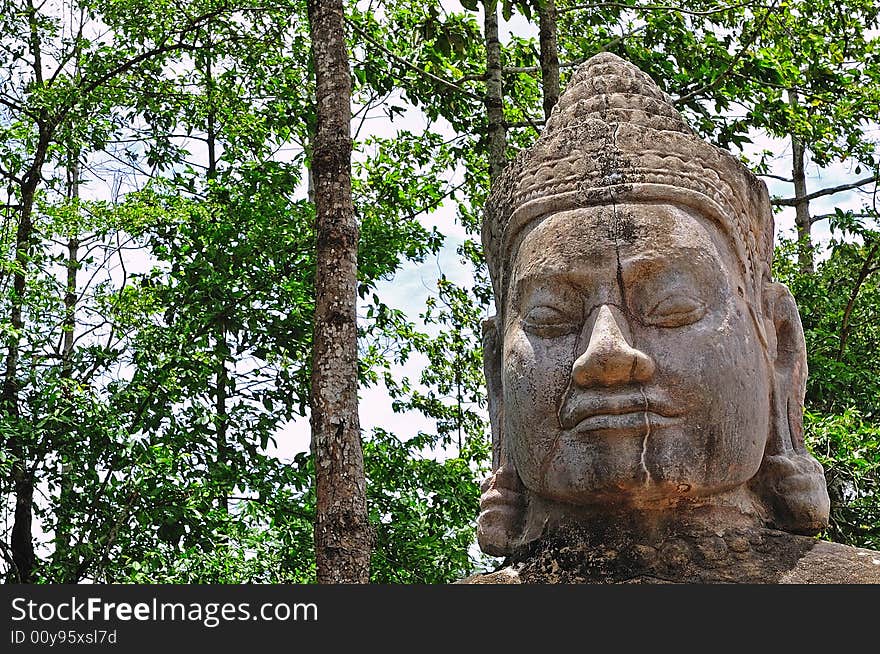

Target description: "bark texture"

left=307, top=0, right=370, bottom=584
left=4, top=140, right=46, bottom=584
left=484, top=1, right=507, bottom=184
left=538, top=0, right=560, bottom=120
left=56, top=150, right=80, bottom=566
left=788, top=91, right=813, bottom=273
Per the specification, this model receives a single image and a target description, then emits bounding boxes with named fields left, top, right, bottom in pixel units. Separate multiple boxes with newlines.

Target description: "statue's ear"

left=477, top=316, right=525, bottom=557
left=751, top=282, right=830, bottom=535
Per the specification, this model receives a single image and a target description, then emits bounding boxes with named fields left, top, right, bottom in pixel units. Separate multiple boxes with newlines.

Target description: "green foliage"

left=2, top=0, right=492, bottom=584
left=552, top=1, right=880, bottom=169
left=775, top=213, right=880, bottom=416
left=805, top=410, right=880, bottom=551
left=360, top=257, right=494, bottom=580
left=365, top=429, right=485, bottom=583
left=775, top=212, right=880, bottom=550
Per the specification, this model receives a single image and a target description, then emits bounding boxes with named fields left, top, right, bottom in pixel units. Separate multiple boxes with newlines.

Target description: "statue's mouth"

left=569, top=411, right=681, bottom=435
left=559, top=392, right=681, bottom=434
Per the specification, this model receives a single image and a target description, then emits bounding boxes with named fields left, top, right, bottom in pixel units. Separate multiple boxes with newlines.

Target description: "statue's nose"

left=572, top=305, right=655, bottom=387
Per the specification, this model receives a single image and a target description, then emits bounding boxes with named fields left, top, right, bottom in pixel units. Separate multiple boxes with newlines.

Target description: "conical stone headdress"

left=482, top=52, right=775, bottom=307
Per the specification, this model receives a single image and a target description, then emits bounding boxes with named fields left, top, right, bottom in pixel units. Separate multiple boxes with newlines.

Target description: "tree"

left=774, top=211, right=880, bottom=548
left=0, top=0, right=263, bottom=583
left=537, top=0, right=560, bottom=119
left=307, top=0, right=371, bottom=584
left=483, top=1, right=507, bottom=183
left=2, top=0, right=463, bottom=584
left=551, top=1, right=880, bottom=271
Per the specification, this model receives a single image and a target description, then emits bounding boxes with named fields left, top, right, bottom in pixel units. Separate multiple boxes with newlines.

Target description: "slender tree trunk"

left=62, top=239, right=78, bottom=375
left=5, top=169, right=40, bottom=584
left=204, top=42, right=229, bottom=516
left=2, top=180, right=35, bottom=414
left=837, top=241, right=880, bottom=360
left=5, top=150, right=46, bottom=584
left=788, top=90, right=813, bottom=273
left=55, top=149, right=80, bottom=570
left=62, top=151, right=80, bottom=374
left=206, top=43, right=217, bottom=183
left=538, top=0, right=560, bottom=120
left=5, top=1, right=51, bottom=584
left=215, top=327, right=229, bottom=515
left=484, top=1, right=507, bottom=184
left=9, top=470, right=35, bottom=583
left=307, top=0, right=370, bottom=584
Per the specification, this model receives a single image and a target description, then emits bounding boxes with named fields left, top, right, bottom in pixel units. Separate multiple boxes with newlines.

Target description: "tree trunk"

left=788, top=90, right=813, bottom=273
left=215, top=327, right=229, bottom=515
left=484, top=1, right=507, bottom=184
left=5, top=2, right=52, bottom=584
left=538, top=0, right=560, bottom=120
left=62, top=237, right=78, bottom=375
left=55, top=148, right=80, bottom=572
left=306, top=0, right=370, bottom=584
left=204, top=42, right=229, bottom=517
left=5, top=169, right=40, bottom=584
left=837, top=241, right=880, bottom=361
left=2, top=181, right=36, bottom=406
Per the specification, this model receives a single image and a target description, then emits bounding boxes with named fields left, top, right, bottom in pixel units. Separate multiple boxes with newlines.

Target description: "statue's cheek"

left=506, top=331, right=577, bottom=403
left=502, top=330, right=534, bottom=387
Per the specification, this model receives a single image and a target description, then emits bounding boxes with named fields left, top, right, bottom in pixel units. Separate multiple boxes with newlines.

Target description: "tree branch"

left=397, top=178, right=470, bottom=224
left=673, top=0, right=780, bottom=106
left=772, top=174, right=879, bottom=207
left=837, top=240, right=880, bottom=361
left=760, top=173, right=793, bottom=183
left=26, top=0, right=44, bottom=86
left=559, top=1, right=762, bottom=16
left=503, top=59, right=584, bottom=74
left=72, top=490, right=139, bottom=583
left=500, top=24, right=648, bottom=75
left=0, top=93, right=29, bottom=115
left=728, top=71, right=862, bottom=108
left=346, top=20, right=483, bottom=101
left=506, top=91, right=542, bottom=136
left=809, top=212, right=877, bottom=226
left=52, top=5, right=247, bottom=129
left=455, top=72, right=486, bottom=83
left=46, top=5, right=86, bottom=87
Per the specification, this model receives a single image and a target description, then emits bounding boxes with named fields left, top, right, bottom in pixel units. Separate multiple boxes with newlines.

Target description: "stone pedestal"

left=462, top=526, right=880, bottom=584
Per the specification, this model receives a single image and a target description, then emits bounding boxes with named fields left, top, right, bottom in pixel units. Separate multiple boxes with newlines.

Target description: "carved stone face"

left=502, top=202, right=770, bottom=507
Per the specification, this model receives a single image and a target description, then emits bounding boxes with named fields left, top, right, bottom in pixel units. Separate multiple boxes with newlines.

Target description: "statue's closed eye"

left=522, top=306, right=579, bottom=337
left=645, top=294, right=706, bottom=327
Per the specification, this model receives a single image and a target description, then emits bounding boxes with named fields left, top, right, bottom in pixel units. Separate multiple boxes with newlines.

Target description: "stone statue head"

left=477, top=52, right=830, bottom=557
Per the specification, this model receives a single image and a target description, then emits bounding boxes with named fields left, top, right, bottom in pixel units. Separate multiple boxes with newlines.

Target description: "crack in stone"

left=638, top=384, right=652, bottom=485
left=537, top=428, right=564, bottom=498
left=606, top=117, right=652, bottom=487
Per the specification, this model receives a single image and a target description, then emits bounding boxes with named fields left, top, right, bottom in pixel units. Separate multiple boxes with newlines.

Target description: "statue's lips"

left=559, top=394, right=681, bottom=434
left=569, top=411, right=681, bottom=435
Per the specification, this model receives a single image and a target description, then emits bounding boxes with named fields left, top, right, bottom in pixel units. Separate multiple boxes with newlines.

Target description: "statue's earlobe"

left=477, top=316, right=525, bottom=556
left=751, top=282, right=830, bottom=535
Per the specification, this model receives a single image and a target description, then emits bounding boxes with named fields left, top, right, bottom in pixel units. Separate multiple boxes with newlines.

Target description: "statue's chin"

left=516, top=484, right=768, bottom=543
left=536, top=475, right=755, bottom=506
left=516, top=421, right=766, bottom=510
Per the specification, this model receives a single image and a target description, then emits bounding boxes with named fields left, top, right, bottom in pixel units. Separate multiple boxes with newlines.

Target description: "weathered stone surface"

left=460, top=525, right=880, bottom=584
left=469, top=51, right=879, bottom=583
